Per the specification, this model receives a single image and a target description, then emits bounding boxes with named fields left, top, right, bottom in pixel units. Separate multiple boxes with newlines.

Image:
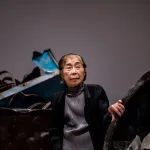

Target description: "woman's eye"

left=66, top=67, right=71, bottom=70
left=76, top=65, right=81, bottom=68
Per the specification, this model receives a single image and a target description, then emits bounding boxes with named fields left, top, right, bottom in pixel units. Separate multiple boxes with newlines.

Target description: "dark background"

left=0, top=1, right=150, bottom=103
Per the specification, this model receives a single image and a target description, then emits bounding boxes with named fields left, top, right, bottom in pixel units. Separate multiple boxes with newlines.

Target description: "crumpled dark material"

left=103, top=70, right=150, bottom=150
left=0, top=108, right=52, bottom=150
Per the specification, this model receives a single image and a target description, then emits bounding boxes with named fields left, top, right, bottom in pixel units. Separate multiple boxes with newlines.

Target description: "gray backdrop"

left=0, top=1, right=150, bottom=103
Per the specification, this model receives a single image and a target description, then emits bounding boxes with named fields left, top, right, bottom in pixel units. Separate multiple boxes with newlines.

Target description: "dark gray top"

left=62, top=85, right=94, bottom=150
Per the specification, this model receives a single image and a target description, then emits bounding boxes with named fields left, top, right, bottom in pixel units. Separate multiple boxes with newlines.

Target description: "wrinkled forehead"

left=63, top=55, right=83, bottom=65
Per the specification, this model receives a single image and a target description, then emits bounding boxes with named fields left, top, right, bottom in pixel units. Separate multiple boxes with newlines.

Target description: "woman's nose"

left=71, top=67, right=77, bottom=74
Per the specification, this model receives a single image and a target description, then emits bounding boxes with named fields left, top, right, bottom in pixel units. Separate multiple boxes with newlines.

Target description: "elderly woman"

left=50, top=53, right=125, bottom=150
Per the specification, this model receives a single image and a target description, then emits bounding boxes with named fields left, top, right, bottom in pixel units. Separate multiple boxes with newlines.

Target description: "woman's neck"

left=67, top=84, right=84, bottom=96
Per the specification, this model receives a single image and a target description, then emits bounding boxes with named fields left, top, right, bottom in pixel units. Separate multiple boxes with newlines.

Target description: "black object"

left=22, top=67, right=41, bottom=83
left=0, top=107, right=52, bottom=150
left=0, top=70, right=20, bottom=93
left=8, top=92, right=46, bottom=109
left=103, top=70, right=150, bottom=150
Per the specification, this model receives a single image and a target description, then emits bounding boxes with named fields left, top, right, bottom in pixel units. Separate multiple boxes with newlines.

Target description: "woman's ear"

left=60, top=70, right=64, bottom=81
left=83, top=70, right=86, bottom=81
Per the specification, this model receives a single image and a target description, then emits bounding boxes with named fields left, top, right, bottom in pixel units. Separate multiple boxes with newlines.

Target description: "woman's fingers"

left=110, top=103, right=125, bottom=117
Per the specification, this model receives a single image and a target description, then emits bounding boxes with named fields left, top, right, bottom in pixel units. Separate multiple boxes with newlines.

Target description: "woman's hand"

left=108, top=100, right=125, bottom=121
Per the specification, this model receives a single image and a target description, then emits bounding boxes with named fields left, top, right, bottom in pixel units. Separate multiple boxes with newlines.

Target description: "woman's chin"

left=69, top=83, right=80, bottom=88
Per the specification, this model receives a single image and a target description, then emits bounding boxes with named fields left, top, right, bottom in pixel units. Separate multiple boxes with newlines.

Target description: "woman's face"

left=61, top=55, right=85, bottom=88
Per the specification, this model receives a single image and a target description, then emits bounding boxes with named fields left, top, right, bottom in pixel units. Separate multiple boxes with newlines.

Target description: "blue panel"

left=32, top=50, right=58, bottom=73
left=0, top=49, right=64, bottom=108
left=0, top=70, right=64, bottom=107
